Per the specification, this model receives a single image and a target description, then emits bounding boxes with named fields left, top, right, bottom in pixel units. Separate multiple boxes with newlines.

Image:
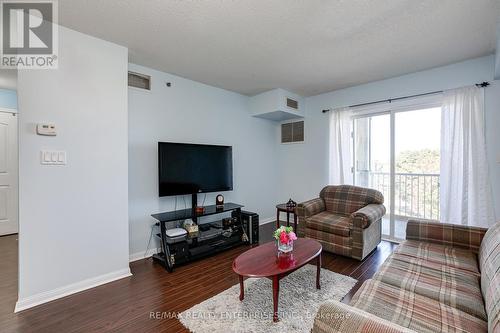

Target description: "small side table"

left=276, top=203, right=298, bottom=231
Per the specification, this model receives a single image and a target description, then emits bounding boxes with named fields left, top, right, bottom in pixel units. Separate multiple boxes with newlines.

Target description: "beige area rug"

left=179, top=265, right=357, bottom=333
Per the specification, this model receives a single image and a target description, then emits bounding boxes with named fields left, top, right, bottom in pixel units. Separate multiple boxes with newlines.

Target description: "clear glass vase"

left=277, top=240, right=293, bottom=253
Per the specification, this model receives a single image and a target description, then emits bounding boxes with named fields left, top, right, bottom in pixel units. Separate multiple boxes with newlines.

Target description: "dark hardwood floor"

left=0, top=223, right=396, bottom=333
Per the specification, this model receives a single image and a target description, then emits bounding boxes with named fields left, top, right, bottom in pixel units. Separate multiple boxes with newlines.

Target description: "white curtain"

left=329, top=107, right=353, bottom=185
left=440, top=86, right=496, bottom=227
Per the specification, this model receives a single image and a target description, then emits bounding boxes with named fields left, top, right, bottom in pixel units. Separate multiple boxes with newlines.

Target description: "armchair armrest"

left=313, top=301, right=415, bottom=333
left=351, top=204, right=386, bottom=229
left=296, top=198, right=325, bottom=218
left=296, top=198, right=325, bottom=237
left=406, top=219, right=487, bottom=253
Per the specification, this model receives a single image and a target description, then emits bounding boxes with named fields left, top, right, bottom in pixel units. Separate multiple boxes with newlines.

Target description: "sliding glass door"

left=353, top=114, right=391, bottom=236
left=353, top=107, right=441, bottom=240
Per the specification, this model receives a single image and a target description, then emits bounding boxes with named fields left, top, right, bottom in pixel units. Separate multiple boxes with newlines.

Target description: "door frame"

left=0, top=107, right=19, bottom=236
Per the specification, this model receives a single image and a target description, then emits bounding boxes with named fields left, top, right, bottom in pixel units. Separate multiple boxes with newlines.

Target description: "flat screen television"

left=158, top=142, right=233, bottom=196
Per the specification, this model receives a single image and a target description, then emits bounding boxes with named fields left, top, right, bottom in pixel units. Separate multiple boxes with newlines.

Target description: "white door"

left=0, top=111, right=18, bottom=235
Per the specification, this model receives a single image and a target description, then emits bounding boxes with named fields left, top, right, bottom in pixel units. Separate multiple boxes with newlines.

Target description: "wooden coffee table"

left=232, top=238, right=322, bottom=322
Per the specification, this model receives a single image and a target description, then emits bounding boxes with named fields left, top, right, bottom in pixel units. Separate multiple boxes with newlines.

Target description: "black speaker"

left=233, top=210, right=259, bottom=244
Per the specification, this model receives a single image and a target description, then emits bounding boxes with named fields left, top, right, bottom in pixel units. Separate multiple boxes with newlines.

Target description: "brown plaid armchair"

left=297, top=185, right=386, bottom=260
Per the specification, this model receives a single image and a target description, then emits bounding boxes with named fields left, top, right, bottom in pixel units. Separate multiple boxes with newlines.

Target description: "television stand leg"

left=158, top=221, right=174, bottom=272
left=192, top=193, right=198, bottom=223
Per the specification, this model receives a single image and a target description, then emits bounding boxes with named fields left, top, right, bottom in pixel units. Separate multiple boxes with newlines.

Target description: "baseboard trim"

left=15, top=268, right=132, bottom=313
left=129, top=247, right=160, bottom=262
left=259, top=216, right=275, bottom=225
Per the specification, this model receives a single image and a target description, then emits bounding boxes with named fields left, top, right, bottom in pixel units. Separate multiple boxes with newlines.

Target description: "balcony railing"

left=357, top=171, right=440, bottom=221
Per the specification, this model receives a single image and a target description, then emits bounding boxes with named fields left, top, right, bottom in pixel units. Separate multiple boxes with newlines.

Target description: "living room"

left=0, top=1, right=499, bottom=332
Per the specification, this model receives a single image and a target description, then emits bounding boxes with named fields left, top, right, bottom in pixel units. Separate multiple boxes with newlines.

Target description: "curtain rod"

left=321, top=81, right=490, bottom=113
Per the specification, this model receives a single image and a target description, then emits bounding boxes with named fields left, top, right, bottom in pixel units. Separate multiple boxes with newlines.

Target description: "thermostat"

left=37, top=123, right=56, bottom=136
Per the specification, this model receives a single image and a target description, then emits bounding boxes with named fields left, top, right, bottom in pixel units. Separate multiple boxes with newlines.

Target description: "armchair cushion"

left=297, top=197, right=325, bottom=218
left=319, top=185, right=384, bottom=215
left=306, top=212, right=351, bottom=237
left=406, top=219, right=487, bottom=253
left=320, top=185, right=384, bottom=215
left=351, top=204, right=386, bottom=229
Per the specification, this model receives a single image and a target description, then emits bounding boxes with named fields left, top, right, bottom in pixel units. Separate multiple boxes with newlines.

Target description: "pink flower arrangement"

left=274, top=226, right=297, bottom=245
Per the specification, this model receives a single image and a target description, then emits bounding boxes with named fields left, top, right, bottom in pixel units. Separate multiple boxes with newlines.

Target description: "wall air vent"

left=128, top=71, right=151, bottom=90
left=281, top=120, right=304, bottom=143
left=286, top=98, right=299, bottom=110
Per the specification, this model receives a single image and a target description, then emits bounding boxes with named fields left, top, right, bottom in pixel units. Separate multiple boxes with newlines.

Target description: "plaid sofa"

left=297, top=185, right=386, bottom=260
left=312, top=219, right=500, bottom=333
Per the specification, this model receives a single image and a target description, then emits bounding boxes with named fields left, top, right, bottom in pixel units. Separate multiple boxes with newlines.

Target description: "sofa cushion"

left=350, top=279, right=487, bottom=333
left=479, top=221, right=500, bottom=333
left=373, top=256, right=486, bottom=320
left=306, top=211, right=351, bottom=237
left=320, top=185, right=384, bottom=215
left=406, top=220, right=486, bottom=253
left=393, top=240, right=480, bottom=275
left=313, top=301, right=415, bottom=333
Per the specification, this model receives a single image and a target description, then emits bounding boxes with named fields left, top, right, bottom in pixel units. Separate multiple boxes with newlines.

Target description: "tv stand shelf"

left=151, top=202, right=245, bottom=272
left=151, top=202, right=243, bottom=223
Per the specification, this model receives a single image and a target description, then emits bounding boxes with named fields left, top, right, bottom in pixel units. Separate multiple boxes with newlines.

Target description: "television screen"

left=158, top=142, right=233, bottom=196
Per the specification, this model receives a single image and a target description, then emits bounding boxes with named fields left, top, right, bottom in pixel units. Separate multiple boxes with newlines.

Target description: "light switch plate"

left=41, top=150, right=66, bottom=165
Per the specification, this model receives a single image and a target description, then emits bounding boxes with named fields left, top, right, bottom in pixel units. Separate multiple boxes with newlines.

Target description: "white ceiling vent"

left=128, top=71, right=151, bottom=90
left=286, top=97, right=298, bottom=110
left=281, top=120, right=304, bottom=143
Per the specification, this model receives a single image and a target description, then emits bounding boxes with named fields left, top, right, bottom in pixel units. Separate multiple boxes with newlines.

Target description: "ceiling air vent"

left=128, top=71, right=151, bottom=90
left=286, top=97, right=299, bottom=110
left=281, top=120, right=304, bottom=143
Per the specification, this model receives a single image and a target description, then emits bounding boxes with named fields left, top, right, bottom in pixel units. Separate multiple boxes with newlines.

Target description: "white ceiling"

left=59, top=0, right=500, bottom=96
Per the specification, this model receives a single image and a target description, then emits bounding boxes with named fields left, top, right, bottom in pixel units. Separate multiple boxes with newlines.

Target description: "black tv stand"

left=151, top=199, right=245, bottom=272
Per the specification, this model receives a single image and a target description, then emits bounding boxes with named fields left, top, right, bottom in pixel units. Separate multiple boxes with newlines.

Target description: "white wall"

left=495, top=26, right=500, bottom=80
left=16, top=26, right=129, bottom=310
left=128, top=64, right=278, bottom=259
left=278, top=55, right=500, bottom=219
